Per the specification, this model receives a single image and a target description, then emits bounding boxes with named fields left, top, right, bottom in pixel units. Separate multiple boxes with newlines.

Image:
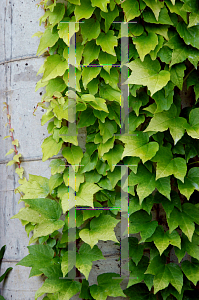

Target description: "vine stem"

left=5, top=103, right=21, bottom=169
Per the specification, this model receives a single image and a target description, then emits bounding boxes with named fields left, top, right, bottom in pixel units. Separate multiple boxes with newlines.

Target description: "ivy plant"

left=4, top=0, right=199, bottom=299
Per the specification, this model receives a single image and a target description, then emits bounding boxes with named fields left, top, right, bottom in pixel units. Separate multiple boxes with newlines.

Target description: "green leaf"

left=46, top=78, right=66, bottom=97
left=75, top=0, right=95, bottom=21
left=121, top=0, right=146, bottom=22
left=124, top=164, right=156, bottom=204
left=48, top=3, right=65, bottom=27
left=126, top=56, right=170, bottom=96
left=100, top=6, right=119, bottom=33
left=0, top=267, right=12, bottom=282
left=151, top=146, right=187, bottom=182
left=49, top=174, right=63, bottom=194
left=33, top=220, right=64, bottom=239
left=118, top=131, right=159, bottom=164
left=165, top=0, right=187, bottom=24
left=143, top=0, right=164, bottom=21
left=63, top=168, right=84, bottom=192
left=90, top=273, right=126, bottom=300
left=91, top=0, right=110, bottom=12
left=22, top=198, right=62, bottom=220
left=127, top=256, right=149, bottom=288
left=98, top=136, right=115, bottom=158
left=144, top=104, right=187, bottom=145
left=129, top=210, right=158, bottom=243
left=11, top=207, right=47, bottom=223
left=167, top=207, right=195, bottom=242
left=49, top=159, right=65, bottom=175
left=79, top=214, right=120, bottom=248
left=76, top=182, right=102, bottom=208
left=177, top=167, right=199, bottom=199
left=59, top=126, right=78, bottom=146
left=98, top=51, right=117, bottom=74
left=41, top=136, right=63, bottom=161
left=99, top=83, right=121, bottom=103
left=62, top=145, right=83, bottom=166
left=146, top=226, right=181, bottom=255
left=98, top=119, right=117, bottom=143
left=81, top=18, right=101, bottom=44
left=170, top=63, right=186, bottom=90
left=96, top=30, right=118, bottom=56
left=35, top=279, right=81, bottom=300
left=37, top=28, right=59, bottom=56
left=132, top=32, right=158, bottom=61
left=42, top=54, right=68, bottom=82
left=177, top=22, right=199, bottom=49
left=166, top=34, right=199, bottom=68
left=186, top=108, right=199, bottom=139
left=143, top=6, right=173, bottom=25
left=17, top=175, right=50, bottom=199
left=188, top=12, right=199, bottom=28
left=62, top=244, right=105, bottom=280
left=156, top=177, right=171, bottom=200
left=82, top=66, right=101, bottom=89
left=79, top=152, right=98, bottom=173
left=181, top=260, right=199, bottom=286
left=166, top=263, right=183, bottom=294
left=102, top=144, right=123, bottom=172
left=83, top=40, right=101, bottom=65
left=100, top=68, right=120, bottom=91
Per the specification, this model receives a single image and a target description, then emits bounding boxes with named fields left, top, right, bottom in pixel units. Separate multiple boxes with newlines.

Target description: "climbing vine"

left=4, top=0, right=199, bottom=299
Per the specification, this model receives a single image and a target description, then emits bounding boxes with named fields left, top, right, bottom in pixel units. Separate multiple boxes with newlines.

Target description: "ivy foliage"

left=9, top=0, right=199, bottom=299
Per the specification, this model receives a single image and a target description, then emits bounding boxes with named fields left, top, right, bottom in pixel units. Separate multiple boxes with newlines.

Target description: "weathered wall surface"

left=0, top=1, right=191, bottom=300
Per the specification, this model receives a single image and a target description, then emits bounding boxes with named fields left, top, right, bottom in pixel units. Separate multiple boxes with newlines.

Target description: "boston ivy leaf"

left=16, top=244, right=54, bottom=278
left=79, top=214, right=120, bottom=248
left=143, top=6, right=173, bottom=25
left=16, top=175, right=49, bottom=199
left=149, top=35, right=164, bottom=60
left=33, top=220, right=65, bottom=239
left=181, top=260, right=199, bottom=286
left=82, top=66, right=101, bottom=89
left=166, top=33, right=199, bottom=68
left=143, top=0, right=164, bottom=20
left=188, top=12, right=199, bottom=28
left=42, top=54, right=68, bottom=82
left=79, top=152, right=98, bottom=173
left=170, top=63, right=186, bottom=90
left=165, top=0, right=187, bottom=24
left=76, top=182, right=102, bottom=208
left=124, top=283, right=156, bottom=300
left=80, top=18, right=101, bottom=44
left=156, top=177, right=171, bottom=200
left=177, top=22, right=199, bottom=49
left=83, top=40, right=101, bottom=65
left=121, top=0, right=146, bottom=22
left=48, top=3, right=65, bottom=27
left=76, top=243, right=105, bottom=280
left=100, top=68, right=120, bottom=91
left=177, top=167, right=199, bottom=199
left=151, top=146, right=187, bottom=182
left=126, top=56, right=170, bottom=96
left=146, top=226, right=181, bottom=255
left=98, top=136, right=115, bottom=158
left=124, top=164, right=156, bottom=204
left=127, top=256, right=149, bottom=288
left=91, top=0, right=110, bottom=12
left=99, top=83, right=121, bottom=103
left=35, top=279, right=81, bottom=300
left=37, top=28, right=59, bottom=56
left=49, top=174, right=63, bottom=194
left=128, top=210, right=158, bottom=243
left=100, top=6, right=119, bottom=33
left=75, top=0, right=95, bottom=21
left=98, top=51, right=117, bottom=74
left=59, top=126, right=78, bottom=146
left=22, top=198, right=62, bottom=220
left=96, top=30, right=118, bottom=56
left=102, top=144, right=123, bottom=172
left=11, top=207, right=47, bottom=224
left=144, top=104, right=188, bottom=145
left=132, top=32, right=158, bottom=61
left=78, top=107, right=97, bottom=128
left=58, top=19, right=79, bottom=47
left=46, top=78, right=66, bottom=97
left=118, top=131, right=159, bottom=163
left=186, top=108, right=199, bottom=139
left=129, top=112, right=145, bottom=132
left=165, top=264, right=183, bottom=294
left=90, top=273, right=126, bottom=300
left=62, top=145, right=83, bottom=165
left=98, top=118, right=117, bottom=143
left=167, top=207, right=195, bottom=242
